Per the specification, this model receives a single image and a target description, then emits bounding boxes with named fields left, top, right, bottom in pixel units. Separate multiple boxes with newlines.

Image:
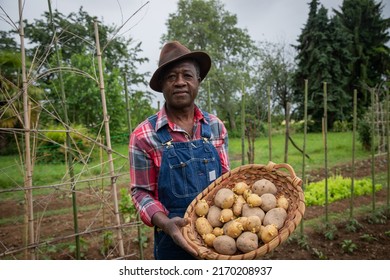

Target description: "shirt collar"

left=155, top=104, right=206, bottom=132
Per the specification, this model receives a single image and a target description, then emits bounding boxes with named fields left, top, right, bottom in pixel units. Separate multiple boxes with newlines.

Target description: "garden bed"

left=0, top=155, right=388, bottom=260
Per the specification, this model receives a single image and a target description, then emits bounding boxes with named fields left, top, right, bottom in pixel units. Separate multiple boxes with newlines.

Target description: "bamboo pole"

left=94, top=20, right=125, bottom=257
left=300, top=79, right=308, bottom=235
left=47, top=0, right=80, bottom=259
left=241, top=83, right=245, bottom=165
left=284, top=102, right=290, bottom=163
left=387, top=89, right=390, bottom=208
left=371, top=88, right=376, bottom=212
left=267, top=86, right=272, bottom=162
left=350, top=89, right=357, bottom=219
left=323, top=82, right=329, bottom=223
left=18, top=0, right=35, bottom=260
left=123, top=70, right=144, bottom=259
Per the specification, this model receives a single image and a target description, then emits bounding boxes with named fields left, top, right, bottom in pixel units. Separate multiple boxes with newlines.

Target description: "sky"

left=1, top=0, right=389, bottom=103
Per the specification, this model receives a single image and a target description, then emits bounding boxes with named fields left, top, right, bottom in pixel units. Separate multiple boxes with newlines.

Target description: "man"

left=129, top=41, right=229, bottom=260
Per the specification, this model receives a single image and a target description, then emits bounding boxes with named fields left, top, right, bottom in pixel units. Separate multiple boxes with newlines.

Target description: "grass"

left=228, top=132, right=371, bottom=175
left=0, top=131, right=380, bottom=202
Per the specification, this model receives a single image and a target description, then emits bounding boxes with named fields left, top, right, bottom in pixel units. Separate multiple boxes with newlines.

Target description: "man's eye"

left=166, top=75, right=176, bottom=81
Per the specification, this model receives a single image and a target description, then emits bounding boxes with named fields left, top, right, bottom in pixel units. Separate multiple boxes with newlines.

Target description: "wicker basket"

left=182, top=161, right=305, bottom=260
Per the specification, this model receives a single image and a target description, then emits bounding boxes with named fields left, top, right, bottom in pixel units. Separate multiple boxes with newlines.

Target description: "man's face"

left=161, top=60, right=200, bottom=110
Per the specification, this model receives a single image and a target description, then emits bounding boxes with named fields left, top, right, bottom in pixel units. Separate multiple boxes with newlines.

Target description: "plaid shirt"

left=129, top=105, right=230, bottom=226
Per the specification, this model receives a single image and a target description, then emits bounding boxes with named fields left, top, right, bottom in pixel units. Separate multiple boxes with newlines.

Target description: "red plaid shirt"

left=129, top=105, right=230, bottom=226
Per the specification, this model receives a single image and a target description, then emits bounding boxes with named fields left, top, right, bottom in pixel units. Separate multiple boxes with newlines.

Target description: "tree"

left=293, top=1, right=353, bottom=130
left=0, top=32, right=43, bottom=154
left=161, top=0, right=258, bottom=132
left=19, top=7, right=152, bottom=135
left=334, top=0, right=390, bottom=115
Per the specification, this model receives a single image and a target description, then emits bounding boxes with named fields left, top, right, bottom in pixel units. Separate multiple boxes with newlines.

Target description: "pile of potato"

left=194, top=178, right=289, bottom=255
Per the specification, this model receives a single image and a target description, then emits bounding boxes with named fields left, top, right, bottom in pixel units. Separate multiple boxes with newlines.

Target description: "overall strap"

left=148, top=114, right=173, bottom=145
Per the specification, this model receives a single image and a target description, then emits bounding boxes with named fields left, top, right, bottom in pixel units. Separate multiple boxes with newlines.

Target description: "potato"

left=225, top=220, right=244, bottom=238
left=207, top=205, right=223, bottom=227
left=219, top=208, right=234, bottom=223
left=195, top=199, right=209, bottom=217
left=259, top=224, right=278, bottom=243
left=252, top=179, right=277, bottom=196
left=244, top=215, right=262, bottom=233
left=236, top=232, right=259, bottom=253
left=212, top=227, right=224, bottom=237
left=232, top=195, right=246, bottom=216
left=277, top=195, right=289, bottom=210
left=241, top=204, right=265, bottom=221
left=213, top=235, right=237, bottom=255
left=260, top=193, right=277, bottom=212
left=222, top=219, right=233, bottom=234
left=214, top=188, right=235, bottom=209
left=195, top=217, right=213, bottom=235
left=202, top=233, right=216, bottom=247
left=246, top=193, right=262, bottom=207
left=233, top=181, right=250, bottom=195
left=243, top=189, right=252, bottom=200
left=236, top=216, right=249, bottom=229
left=263, top=207, right=287, bottom=229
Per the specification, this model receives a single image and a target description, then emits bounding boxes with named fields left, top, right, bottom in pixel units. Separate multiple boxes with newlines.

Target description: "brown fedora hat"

left=149, top=41, right=211, bottom=92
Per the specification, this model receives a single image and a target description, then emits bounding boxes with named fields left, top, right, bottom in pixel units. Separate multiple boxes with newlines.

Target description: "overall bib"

left=148, top=112, right=222, bottom=260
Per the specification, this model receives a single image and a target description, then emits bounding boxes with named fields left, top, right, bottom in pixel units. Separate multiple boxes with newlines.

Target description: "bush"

left=305, top=175, right=382, bottom=206
left=357, top=112, right=372, bottom=151
left=332, top=120, right=351, bottom=132
left=36, top=124, right=97, bottom=163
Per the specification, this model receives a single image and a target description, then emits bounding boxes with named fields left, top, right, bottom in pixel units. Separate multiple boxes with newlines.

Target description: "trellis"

left=0, top=0, right=148, bottom=260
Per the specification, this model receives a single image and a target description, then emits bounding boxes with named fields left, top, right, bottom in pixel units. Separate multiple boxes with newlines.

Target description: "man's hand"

left=152, top=212, right=198, bottom=257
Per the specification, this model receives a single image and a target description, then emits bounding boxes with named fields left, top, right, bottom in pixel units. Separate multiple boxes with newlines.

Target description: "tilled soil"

left=0, top=155, right=389, bottom=260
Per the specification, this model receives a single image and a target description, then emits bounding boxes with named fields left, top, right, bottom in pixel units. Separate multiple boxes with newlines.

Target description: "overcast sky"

left=1, top=0, right=389, bottom=99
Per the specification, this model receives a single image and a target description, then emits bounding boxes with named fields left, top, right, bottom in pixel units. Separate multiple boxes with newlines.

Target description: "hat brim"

left=149, top=51, right=211, bottom=92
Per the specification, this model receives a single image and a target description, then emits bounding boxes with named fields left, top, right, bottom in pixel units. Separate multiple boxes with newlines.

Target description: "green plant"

left=119, top=188, right=137, bottom=223
left=100, top=231, right=114, bottom=256
left=323, top=223, right=338, bottom=240
left=359, top=233, right=378, bottom=242
left=332, top=120, right=351, bottom=132
left=133, top=225, right=151, bottom=249
left=36, top=123, right=97, bottom=163
left=297, top=235, right=310, bottom=250
left=367, top=209, right=387, bottom=224
left=341, top=239, right=357, bottom=253
left=304, top=175, right=382, bottom=206
left=311, top=248, right=328, bottom=259
left=68, top=237, right=89, bottom=259
left=385, top=231, right=390, bottom=237
left=346, top=218, right=363, bottom=233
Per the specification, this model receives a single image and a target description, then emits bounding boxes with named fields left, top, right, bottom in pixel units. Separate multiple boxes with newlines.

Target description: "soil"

left=0, top=155, right=389, bottom=260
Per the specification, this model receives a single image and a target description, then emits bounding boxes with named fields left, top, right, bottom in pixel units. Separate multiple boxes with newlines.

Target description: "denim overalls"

left=148, top=112, right=222, bottom=260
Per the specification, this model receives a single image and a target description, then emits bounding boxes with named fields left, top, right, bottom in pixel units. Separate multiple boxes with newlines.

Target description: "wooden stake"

left=267, top=86, right=272, bottom=162
left=241, top=83, right=245, bottom=165
left=323, top=82, right=328, bottom=223
left=370, top=88, right=376, bottom=212
left=18, top=0, right=35, bottom=260
left=300, top=79, right=308, bottom=235
left=350, top=89, right=357, bottom=219
left=47, top=0, right=80, bottom=259
left=94, top=20, right=125, bottom=257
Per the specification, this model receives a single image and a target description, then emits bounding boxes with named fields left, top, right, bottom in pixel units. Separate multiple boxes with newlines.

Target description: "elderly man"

left=129, top=41, right=229, bottom=260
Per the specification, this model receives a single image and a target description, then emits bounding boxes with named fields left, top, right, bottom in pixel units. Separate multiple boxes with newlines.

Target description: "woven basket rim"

left=182, top=161, right=306, bottom=260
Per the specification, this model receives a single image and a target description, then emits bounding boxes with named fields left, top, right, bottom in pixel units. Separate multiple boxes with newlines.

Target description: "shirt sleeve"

left=208, top=115, right=230, bottom=174
left=128, top=125, right=168, bottom=227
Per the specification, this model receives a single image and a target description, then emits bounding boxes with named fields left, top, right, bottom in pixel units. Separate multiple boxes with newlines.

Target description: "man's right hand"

left=152, top=212, right=198, bottom=257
